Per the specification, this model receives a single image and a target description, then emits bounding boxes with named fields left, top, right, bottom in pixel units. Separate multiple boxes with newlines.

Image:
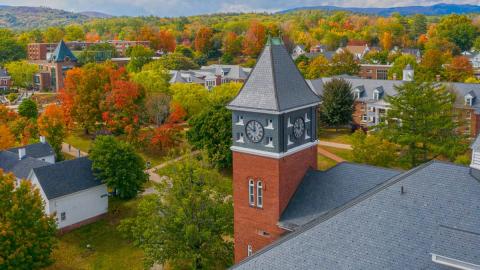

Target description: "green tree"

left=18, top=99, right=38, bottom=119
left=411, top=14, right=427, bottom=38
left=174, top=45, right=194, bottom=58
left=171, top=83, right=210, bottom=118
left=0, top=37, right=26, bottom=66
left=132, top=61, right=171, bottom=94
left=351, top=130, right=397, bottom=168
left=330, top=51, right=360, bottom=76
left=388, top=55, right=417, bottom=80
left=473, top=37, right=480, bottom=51
left=127, top=45, right=154, bottom=73
left=5, top=61, right=38, bottom=89
left=319, top=78, right=354, bottom=130
left=78, top=43, right=117, bottom=64
left=0, top=170, right=57, bottom=269
left=118, top=158, right=233, bottom=269
left=89, top=136, right=148, bottom=199
left=156, top=53, right=199, bottom=70
left=363, top=50, right=389, bottom=65
left=64, top=24, right=85, bottom=41
left=378, top=81, right=467, bottom=168
left=436, top=14, right=478, bottom=51
left=43, top=27, right=65, bottom=43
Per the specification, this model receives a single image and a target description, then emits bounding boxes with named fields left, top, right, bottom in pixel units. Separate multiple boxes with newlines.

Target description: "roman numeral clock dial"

left=246, top=120, right=264, bottom=143
left=293, top=117, right=305, bottom=139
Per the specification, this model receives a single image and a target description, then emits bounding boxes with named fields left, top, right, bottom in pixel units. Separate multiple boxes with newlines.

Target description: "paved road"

left=318, top=141, right=352, bottom=150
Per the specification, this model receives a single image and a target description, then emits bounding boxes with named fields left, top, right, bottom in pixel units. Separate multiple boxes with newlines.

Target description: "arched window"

left=248, top=179, right=255, bottom=206
left=257, top=181, right=263, bottom=208
left=247, top=244, right=253, bottom=257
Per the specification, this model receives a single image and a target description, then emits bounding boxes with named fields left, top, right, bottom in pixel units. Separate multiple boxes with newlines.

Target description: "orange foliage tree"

left=37, top=104, right=67, bottom=160
left=157, top=29, right=176, bottom=52
left=446, top=56, right=474, bottom=82
left=0, top=124, right=15, bottom=150
left=381, top=32, right=393, bottom=50
left=243, top=21, right=266, bottom=57
left=223, top=32, right=242, bottom=56
left=194, top=26, right=214, bottom=54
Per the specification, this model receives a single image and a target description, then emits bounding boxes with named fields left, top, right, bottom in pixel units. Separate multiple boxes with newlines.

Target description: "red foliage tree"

left=157, top=29, right=177, bottom=52
left=243, top=21, right=266, bottom=57
left=194, top=27, right=214, bottom=54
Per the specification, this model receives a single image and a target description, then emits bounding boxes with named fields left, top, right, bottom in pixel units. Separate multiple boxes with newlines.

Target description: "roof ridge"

left=270, top=43, right=280, bottom=111
left=232, top=160, right=436, bottom=268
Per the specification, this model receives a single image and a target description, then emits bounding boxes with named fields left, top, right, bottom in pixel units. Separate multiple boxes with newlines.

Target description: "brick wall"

left=232, top=146, right=317, bottom=263
left=352, top=101, right=366, bottom=127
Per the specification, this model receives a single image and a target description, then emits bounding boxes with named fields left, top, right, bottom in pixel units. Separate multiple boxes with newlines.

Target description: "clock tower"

left=227, top=37, right=320, bottom=262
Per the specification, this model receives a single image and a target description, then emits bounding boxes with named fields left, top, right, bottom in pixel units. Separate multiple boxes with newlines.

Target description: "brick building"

left=0, top=68, right=12, bottom=91
left=308, top=66, right=480, bottom=138
left=27, top=40, right=150, bottom=60
left=31, top=40, right=78, bottom=91
left=359, top=64, right=392, bottom=80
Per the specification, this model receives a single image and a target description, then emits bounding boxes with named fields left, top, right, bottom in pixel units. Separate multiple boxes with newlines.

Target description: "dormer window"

left=465, top=95, right=474, bottom=106
left=186, top=76, right=192, bottom=83
left=373, top=90, right=380, bottom=101
left=353, top=90, right=361, bottom=99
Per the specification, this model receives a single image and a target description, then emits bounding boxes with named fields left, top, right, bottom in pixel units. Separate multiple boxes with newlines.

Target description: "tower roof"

left=228, top=37, right=320, bottom=113
left=49, top=40, right=77, bottom=63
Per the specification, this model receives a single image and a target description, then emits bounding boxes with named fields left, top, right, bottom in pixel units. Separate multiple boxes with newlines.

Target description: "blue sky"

left=1, top=0, right=479, bottom=16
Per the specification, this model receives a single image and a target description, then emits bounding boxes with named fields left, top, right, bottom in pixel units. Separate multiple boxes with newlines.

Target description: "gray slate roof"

left=228, top=38, right=320, bottom=113
left=32, top=157, right=103, bottom=200
left=308, top=77, right=480, bottom=112
left=49, top=40, right=78, bottom=63
left=8, top=142, right=54, bottom=159
left=0, top=151, right=49, bottom=179
left=233, top=161, right=480, bottom=269
left=279, top=163, right=401, bottom=230
left=431, top=225, right=480, bottom=266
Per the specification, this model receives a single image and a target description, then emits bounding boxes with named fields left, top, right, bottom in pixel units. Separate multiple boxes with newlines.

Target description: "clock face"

left=245, top=120, right=264, bottom=143
left=293, top=117, right=305, bottom=139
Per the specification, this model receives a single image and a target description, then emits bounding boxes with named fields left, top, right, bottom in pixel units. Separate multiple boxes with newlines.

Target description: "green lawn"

left=317, top=154, right=338, bottom=171
left=318, top=128, right=353, bottom=145
left=64, top=131, right=94, bottom=153
left=47, top=198, right=145, bottom=270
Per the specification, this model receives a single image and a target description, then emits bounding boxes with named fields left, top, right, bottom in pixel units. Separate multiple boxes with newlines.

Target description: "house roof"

left=0, top=151, right=49, bottom=180
left=279, top=163, right=402, bottom=230
left=32, top=157, right=103, bottom=200
left=8, top=142, right=54, bottom=159
left=49, top=40, right=78, bottom=63
left=228, top=37, right=320, bottom=113
left=0, top=68, right=9, bottom=77
left=431, top=225, right=480, bottom=266
left=233, top=161, right=480, bottom=269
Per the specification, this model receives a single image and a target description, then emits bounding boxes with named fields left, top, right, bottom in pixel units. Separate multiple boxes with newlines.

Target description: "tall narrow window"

left=247, top=244, right=253, bottom=257
left=257, top=181, right=263, bottom=208
left=248, top=179, right=255, bottom=206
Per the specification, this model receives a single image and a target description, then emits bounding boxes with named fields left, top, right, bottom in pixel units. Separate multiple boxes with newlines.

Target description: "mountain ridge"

left=278, top=3, right=480, bottom=16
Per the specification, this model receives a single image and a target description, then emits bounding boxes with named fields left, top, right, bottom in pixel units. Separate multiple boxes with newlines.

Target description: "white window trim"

left=257, top=181, right=263, bottom=208
left=247, top=245, right=253, bottom=257
left=248, top=179, right=255, bottom=206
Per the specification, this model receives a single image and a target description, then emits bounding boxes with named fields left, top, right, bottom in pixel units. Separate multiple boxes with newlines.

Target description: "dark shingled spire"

left=228, top=37, right=320, bottom=113
left=49, top=40, right=78, bottom=63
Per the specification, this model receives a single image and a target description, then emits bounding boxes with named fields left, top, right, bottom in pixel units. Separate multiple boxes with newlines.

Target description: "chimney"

left=40, top=135, right=46, bottom=144
left=18, top=148, right=26, bottom=160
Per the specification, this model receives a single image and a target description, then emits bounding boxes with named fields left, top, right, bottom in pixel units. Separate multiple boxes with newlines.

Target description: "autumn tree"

left=388, top=54, right=417, bottom=80
left=89, top=135, right=148, bottom=200
left=319, top=78, right=354, bottom=130
left=417, top=49, right=447, bottom=81
left=0, top=30, right=26, bottom=65
left=156, top=53, right=199, bottom=70
left=436, top=14, right=479, bottom=51
left=9, top=116, right=38, bottom=146
left=127, top=45, right=154, bottom=73
left=223, top=32, right=243, bottom=56
left=157, top=29, right=176, bottom=52
left=0, top=170, right=57, bottom=269
left=194, top=27, right=214, bottom=55
left=64, top=24, right=85, bottom=41
left=0, top=124, right=15, bottom=150
left=381, top=32, right=393, bottom=51
left=351, top=130, right=397, bottom=168
left=38, top=104, right=67, bottom=161
left=171, top=83, right=210, bottom=119
left=5, top=61, right=39, bottom=89
left=118, top=158, right=233, bottom=269
left=18, top=99, right=38, bottom=119
left=330, top=51, right=360, bottom=76
left=378, top=81, right=467, bottom=168
left=243, top=21, right=266, bottom=57
left=43, top=27, right=64, bottom=42
left=306, top=55, right=331, bottom=79
left=445, top=56, right=474, bottom=83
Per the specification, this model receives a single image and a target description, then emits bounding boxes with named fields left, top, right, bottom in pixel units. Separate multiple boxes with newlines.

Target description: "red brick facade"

left=359, top=64, right=392, bottom=80
left=233, top=146, right=317, bottom=263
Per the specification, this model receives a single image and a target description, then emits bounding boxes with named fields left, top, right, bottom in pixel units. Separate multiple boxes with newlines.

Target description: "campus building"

left=229, top=37, right=480, bottom=269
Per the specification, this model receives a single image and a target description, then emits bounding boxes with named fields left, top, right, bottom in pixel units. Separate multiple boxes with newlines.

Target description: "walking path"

left=318, top=146, right=346, bottom=163
left=146, top=151, right=200, bottom=183
left=318, top=141, right=352, bottom=150
left=62, top=142, right=88, bottom=157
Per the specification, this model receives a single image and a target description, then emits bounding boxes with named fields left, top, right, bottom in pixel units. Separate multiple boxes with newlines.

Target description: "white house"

left=28, top=157, right=108, bottom=231
left=291, top=45, right=306, bottom=59
left=7, top=136, right=55, bottom=164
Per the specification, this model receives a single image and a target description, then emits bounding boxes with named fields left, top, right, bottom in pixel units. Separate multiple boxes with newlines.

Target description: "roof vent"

left=40, top=136, right=46, bottom=144
left=401, top=186, right=405, bottom=195
left=18, top=148, right=26, bottom=160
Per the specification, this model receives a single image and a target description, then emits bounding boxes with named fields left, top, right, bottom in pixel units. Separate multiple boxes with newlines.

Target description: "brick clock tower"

left=227, top=37, right=321, bottom=262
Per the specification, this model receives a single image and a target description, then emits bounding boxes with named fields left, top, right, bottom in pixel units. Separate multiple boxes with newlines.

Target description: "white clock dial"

left=245, top=120, right=264, bottom=143
left=293, top=117, right=305, bottom=139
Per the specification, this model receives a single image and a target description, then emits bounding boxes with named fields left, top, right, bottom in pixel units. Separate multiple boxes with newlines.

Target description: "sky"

left=1, top=0, right=479, bottom=17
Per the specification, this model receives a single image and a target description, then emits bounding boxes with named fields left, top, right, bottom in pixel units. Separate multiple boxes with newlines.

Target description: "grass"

left=317, top=154, right=338, bottom=171
left=46, top=198, right=145, bottom=270
left=64, top=130, right=93, bottom=153
left=322, top=146, right=353, bottom=161
left=318, top=128, right=353, bottom=145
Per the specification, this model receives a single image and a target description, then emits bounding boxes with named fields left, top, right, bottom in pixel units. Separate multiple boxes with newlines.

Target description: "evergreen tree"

left=319, top=78, right=354, bottom=130
left=378, top=81, right=467, bottom=168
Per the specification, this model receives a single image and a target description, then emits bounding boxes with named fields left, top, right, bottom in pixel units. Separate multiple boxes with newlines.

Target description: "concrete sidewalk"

left=318, top=141, right=352, bottom=150
left=318, top=146, right=346, bottom=163
left=62, top=142, right=88, bottom=158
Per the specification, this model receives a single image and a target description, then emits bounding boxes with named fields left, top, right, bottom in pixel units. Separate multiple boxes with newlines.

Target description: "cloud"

left=1, top=0, right=479, bottom=16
